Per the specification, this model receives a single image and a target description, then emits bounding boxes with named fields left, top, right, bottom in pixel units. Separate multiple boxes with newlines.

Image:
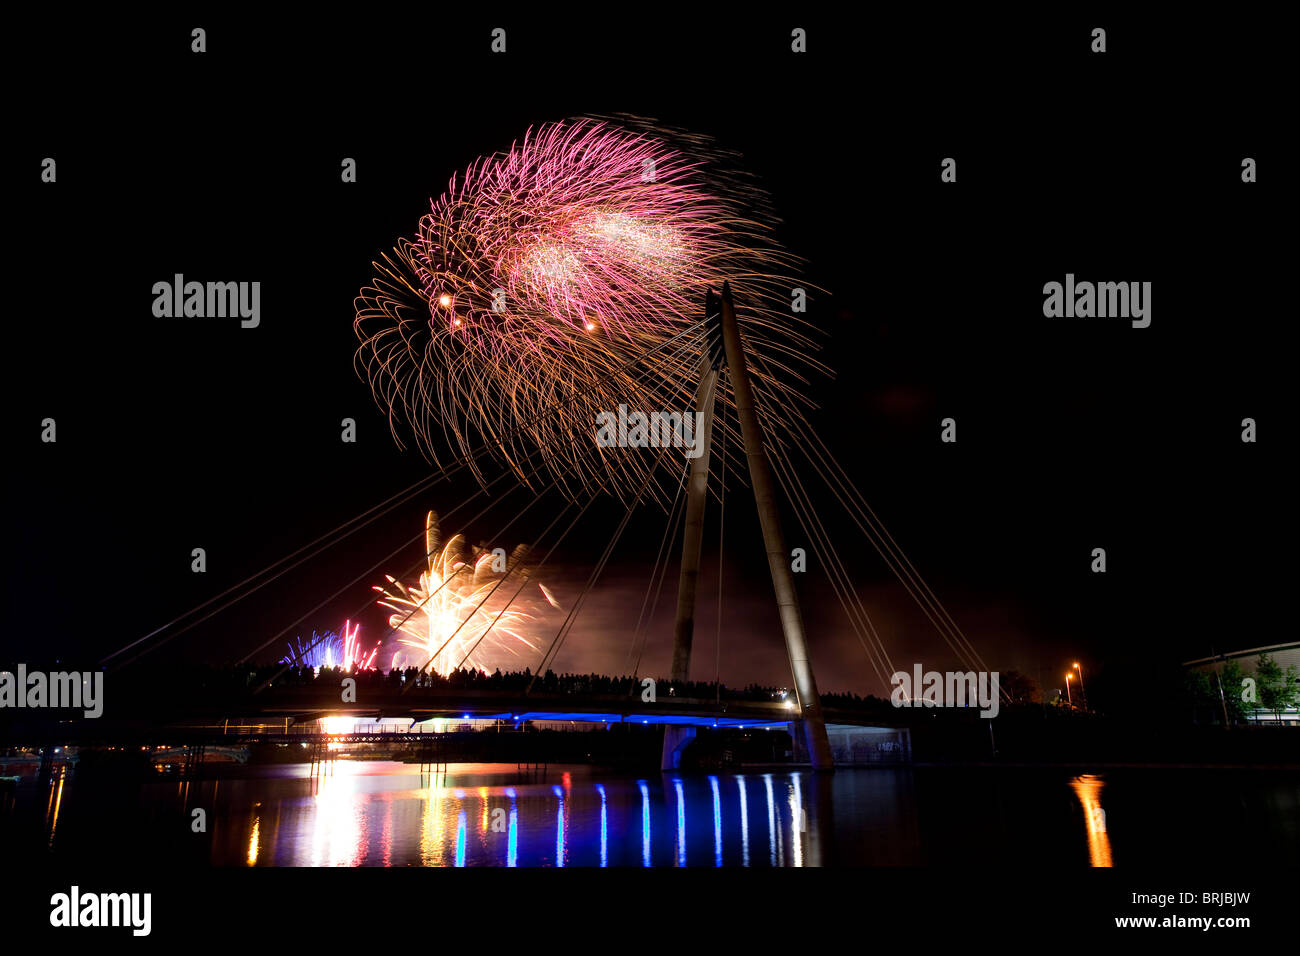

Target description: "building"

left=1183, top=642, right=1300, bottom=726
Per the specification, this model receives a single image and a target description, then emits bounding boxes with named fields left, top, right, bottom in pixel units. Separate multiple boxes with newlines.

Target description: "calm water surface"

left=6, top=761, right=1298, bottom=867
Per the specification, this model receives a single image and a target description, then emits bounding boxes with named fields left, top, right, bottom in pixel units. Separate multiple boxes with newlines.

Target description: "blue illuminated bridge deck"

left=483, top=711, right=790, bottom=728
left=228, top=692, right=900, bottom=731
left=2, top=689, right=907, bottom=747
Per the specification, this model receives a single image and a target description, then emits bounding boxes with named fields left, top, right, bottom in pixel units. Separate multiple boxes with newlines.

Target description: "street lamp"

left=1073, top=662, right=1086, bottom=710
left=1065, top=673, right=1073, bottom=705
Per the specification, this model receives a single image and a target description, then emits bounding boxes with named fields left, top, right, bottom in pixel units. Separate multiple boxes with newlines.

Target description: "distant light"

left=784, top=701, right=794, bottom=710
left=585, top=321, right=597, bottom=331
left=462, top=714, right=470, bottom=719
left=439, top=294, right=452, bottom=307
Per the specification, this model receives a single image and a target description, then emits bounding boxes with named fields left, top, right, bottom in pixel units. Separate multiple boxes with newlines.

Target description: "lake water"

left=5, top=761, right=1298, bottom=867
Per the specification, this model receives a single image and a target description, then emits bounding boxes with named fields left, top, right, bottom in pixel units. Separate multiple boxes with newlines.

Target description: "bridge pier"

left=660, top=725, right=697, bottom=770
left=789, top=720, right=810, bottom=763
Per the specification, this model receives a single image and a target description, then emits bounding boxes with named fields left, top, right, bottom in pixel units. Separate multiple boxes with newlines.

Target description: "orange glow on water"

left=1070, top=775, right=1113, bottom=867
left=247, top=813, right=260, bottom=865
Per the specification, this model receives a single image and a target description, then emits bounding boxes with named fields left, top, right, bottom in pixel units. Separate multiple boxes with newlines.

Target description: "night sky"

left=7, top=12, right=1286, bottom=700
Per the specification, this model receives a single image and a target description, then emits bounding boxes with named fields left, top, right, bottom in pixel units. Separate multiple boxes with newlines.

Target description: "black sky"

left=6, top=11, right=1288, bottom=698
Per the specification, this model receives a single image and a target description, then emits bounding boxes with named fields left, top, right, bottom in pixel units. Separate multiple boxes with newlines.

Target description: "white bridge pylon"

left=664, top=284, right=834, bottom=771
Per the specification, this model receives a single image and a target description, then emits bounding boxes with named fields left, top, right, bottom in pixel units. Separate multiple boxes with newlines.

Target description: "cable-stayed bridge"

left=75, top=285, right=993, bottom=771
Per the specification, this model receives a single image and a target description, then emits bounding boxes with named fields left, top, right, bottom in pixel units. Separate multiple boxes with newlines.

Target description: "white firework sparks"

left=374, top=511, right=562, bottom=675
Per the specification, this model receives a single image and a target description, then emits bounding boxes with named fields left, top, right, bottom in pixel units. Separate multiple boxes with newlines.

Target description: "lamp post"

left=1073, top=662, right=1086, bottom=710
left=1065, top=672, right=1073, bottom=706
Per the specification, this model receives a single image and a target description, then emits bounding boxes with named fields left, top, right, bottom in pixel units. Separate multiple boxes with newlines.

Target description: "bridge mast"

left=668, top=324, right=723, bottom=683
left=665, top=284, right=834, bottom=771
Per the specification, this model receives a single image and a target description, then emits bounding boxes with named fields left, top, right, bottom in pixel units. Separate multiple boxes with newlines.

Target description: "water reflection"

left=419, top=774, right=446, bottom=865
left=596, top=784, right=607, bottom=867
left=14, top=761, right=1290, bottom=867
left=1070, top=774, right=1113, bottom=867
left=762, top=774, right=778, bottom=865
left=709, top=776, right=722, bottom=866
left=737, top=775, right=750, bottom=866
left=455, top=810, right=467, bottom=867
left=789, top=773, right=804, bottom=868
left=638, top=779, right=650, bottom=867
left=46, top=766, right=66, bottom=848
left=506, top=786, right=518, bottom=867
left=224, top=763, right=833, bottom=866
left=672, top=778, right=686, bottom=866
left=552, top=784, right=565, bottom=866
left=247, top=805, right=260, bottom=866
left=310, top=764, right=367, bottom=866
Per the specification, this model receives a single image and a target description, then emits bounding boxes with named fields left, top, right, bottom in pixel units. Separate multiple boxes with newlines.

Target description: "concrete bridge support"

left=660, top=725, right=697, bottom=771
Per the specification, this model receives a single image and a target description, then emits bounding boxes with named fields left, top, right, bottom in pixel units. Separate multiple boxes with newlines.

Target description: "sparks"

left=354, top=115, right=823, bottom=507
left=374, top=511, right=561, bottom=676
left=282, top=620, right=380, bottom=671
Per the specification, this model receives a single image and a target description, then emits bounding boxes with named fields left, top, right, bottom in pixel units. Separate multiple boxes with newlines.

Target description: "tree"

left=1219, top=660, right=1254, bottom=723
left=1182, top=668, right=1216, bottom=722
left=1255, top=653, right=1299, bottom=723
left=1185, top=662, right=1251, bottom=724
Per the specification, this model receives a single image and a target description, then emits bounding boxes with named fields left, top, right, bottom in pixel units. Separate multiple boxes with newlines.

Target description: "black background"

left=3, top=5, right=1293, bottom=943
left=7, top=8, right=1288, bottom=705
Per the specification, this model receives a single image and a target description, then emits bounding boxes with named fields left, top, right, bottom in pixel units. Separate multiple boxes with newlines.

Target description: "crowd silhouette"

left=92, top=662, right=893, bottom=715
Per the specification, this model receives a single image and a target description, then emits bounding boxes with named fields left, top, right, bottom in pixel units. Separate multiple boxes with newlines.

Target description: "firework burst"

left=355, top=115, right=825, bottom=505
left=374, top=511, right=562, bottom=676
left=282, top=620, right=380, bottom=671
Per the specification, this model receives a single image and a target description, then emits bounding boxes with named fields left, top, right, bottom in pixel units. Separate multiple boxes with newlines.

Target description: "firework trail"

left=355, top=115, right=824, bottom=506
left=282, top=620, right=380, bottom=670
left=375, top=511, right=562, bottom=676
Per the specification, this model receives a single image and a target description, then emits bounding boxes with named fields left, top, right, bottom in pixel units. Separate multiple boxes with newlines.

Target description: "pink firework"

left=355, top=116, right=823, bottom=505
left=337, top=619, right=381, bottom=671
